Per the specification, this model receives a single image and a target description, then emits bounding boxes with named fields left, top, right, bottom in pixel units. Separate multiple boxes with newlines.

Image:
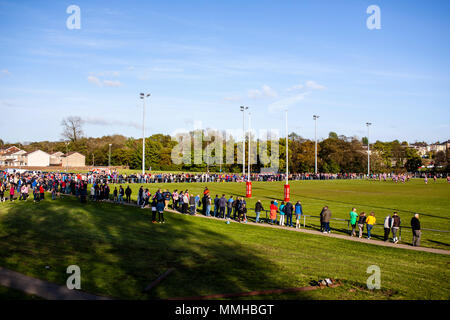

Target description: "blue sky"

left=0, top=0, right=449, bottom=144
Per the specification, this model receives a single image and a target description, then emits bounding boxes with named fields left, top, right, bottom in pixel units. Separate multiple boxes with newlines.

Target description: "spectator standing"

left=322, top=206, right=332, bottom=234
left=383, top=214, right=393, bottom=242
left=125, top=186, right=132, bottom=203
left=119, top=185, right=124, bottom=204
left=411, top=213, right=421, bottom=247
left=9, top=183, right=15, bottom=201
left=189, top=193, right=196, bottom=215
left=366, top=212, right=376, bottom=239
left=284, top=201, right=294, bottom=227
left=392, top=212, right=401, bottom=244
left=279, top=201, right=285, bottom=226
left=255, top=200, right=264, bottom=223
left=214, top=195, right=219, bottom=217
left=349, top=208, right=358, bottom=237
left=269, top=201, right=278, bottom=224
left=205, top=195, right=212, bottom=217
left=295, top=201, right=303, bottom=229
left=218, top=194, right=227, bottom=218
left=358, top=212, right=366, bottom=238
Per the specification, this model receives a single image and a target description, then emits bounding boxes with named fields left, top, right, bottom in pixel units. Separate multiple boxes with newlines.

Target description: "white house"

left=50, top=151, right=64, bottom=166
left=26, top=150, right=50, bottom=167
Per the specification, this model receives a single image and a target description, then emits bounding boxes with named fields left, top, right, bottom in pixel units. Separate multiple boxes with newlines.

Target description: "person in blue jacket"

left=155, top=188, right=165, bottom=223
left=295, top=201, right=303, bottom=229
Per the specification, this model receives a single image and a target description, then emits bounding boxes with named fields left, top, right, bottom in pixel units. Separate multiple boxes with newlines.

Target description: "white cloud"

left=87, top=75, right=102, bottom=86
left=262, top=85, right=278, bottom=98
left=83, top=116, right=140, bottom=129
left=248, top=89, right=261, bottom=98
left=305, top=80, right=326, bottom=90
left=0, top=69, right=11, bottom=77
left=287, top=80, right=326, bottom=92
left=103, top=80, right=122, bottom=87
left=87, top=75, right=122, bottom=87
left=248, top=85, right=278, bottom=99
left=287, top=83, right=304, bottom=91
left=224, top=96, right=241, bottom=102
left=268, top=92, right=310, bottom=113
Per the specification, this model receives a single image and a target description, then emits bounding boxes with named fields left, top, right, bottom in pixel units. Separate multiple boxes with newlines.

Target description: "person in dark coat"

left=218, top=194, right=227, bottom=219
left=411, top=213, right=421, bottom=246
left=125, top=186, right=132, bottom=203
left=255, top=200, right=264, bottom=223
left=321, top=206, right=332, bottom=233
left=284, top=201, right=294, bottom=227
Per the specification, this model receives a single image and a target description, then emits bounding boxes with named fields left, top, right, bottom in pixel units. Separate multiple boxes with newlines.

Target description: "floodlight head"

left=147, top=93, right=151, bottom=97
left=240, top=106, right=244, bottom=111
left=140, top=93, right=144, bottom=96
left=366, top=122, right=372, bottom=126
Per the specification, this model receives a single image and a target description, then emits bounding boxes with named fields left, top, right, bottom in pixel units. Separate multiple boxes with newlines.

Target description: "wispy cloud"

left=87, top=75, right=122, bottom=87
left=0, top=69, right=11, bottom=77
left=268, top=92, right=310, bottom=112
left=305, top=80, right=326, bottom=90
left=82, top=116, right=140, bottom=129
left=103, top=80, right=122, bottom=87
left=87, top=75, right=102, bottom=86
left=248, top=85, right=278, bottom=99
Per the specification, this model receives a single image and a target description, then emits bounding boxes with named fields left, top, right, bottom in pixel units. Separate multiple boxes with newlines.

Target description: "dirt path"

left=164, top=208, right=450, bottom=255
left=0, top=267, right=111, bottom=300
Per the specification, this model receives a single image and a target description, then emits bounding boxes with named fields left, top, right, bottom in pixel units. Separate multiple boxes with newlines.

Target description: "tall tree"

left=61, top=116, right=84, bottom=142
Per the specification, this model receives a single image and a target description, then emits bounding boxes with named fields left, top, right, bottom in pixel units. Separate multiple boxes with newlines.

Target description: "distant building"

left=50, top=151, right=64, bottom=166
left=0, top=147, right=27, bottom=166
left=26, top=150, right=50, bottom=167
left=61, top=152, right=85, bottom=167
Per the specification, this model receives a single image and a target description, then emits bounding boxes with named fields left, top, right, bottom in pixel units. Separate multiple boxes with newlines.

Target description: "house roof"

left=24, top=150, right=50, bottom=156
left=62, top=151, right=84, bottom=157
left=51, top=151, right=64, bottom=156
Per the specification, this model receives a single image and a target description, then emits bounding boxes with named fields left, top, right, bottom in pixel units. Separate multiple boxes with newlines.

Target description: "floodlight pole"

left=366, top=122, right=372, bottom=176
left=284, top=109, right=290, bottom=202
left=240, top=106, right=248, bottom=180
left=313, top=115, right=319, bottom=174
left=140, top=93, right=151, bottom=175
left=285, top=109, right=288, bottom=185
left=108, top=143, right=112, bottom=167
left=246, top=111, right=252, bottom=198
left=248, top=112, right=251, bottom=182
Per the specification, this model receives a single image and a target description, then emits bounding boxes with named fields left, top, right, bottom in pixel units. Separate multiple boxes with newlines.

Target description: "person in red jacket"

left=39, top=184, right=45, bottom=200
left=9, top=183, right=15, bottom=201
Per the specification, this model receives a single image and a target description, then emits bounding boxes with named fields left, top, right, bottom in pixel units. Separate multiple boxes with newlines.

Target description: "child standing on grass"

left=9, top=183, right=15, bottom=201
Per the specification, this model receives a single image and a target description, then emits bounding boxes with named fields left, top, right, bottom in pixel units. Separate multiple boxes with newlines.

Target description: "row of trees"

left=1, top=117, right=448, bottom=173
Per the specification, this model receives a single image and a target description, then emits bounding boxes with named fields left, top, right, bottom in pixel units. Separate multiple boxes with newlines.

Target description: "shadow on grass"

left=0, top=198, right=313, bottom=300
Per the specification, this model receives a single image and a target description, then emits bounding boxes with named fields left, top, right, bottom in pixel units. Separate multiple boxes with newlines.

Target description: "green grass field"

left=105, top=179, right=450, bottom=250
left=0, top=179, right=449, bottom=300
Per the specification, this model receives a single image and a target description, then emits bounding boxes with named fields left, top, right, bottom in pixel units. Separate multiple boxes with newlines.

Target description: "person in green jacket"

left=349, top=207, right=358, bottom=237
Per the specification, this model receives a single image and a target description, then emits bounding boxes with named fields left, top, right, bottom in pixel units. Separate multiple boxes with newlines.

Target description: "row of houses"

left=0, top=146, right=85, bottom=167
left=409, top=141, right=449, bottom=157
